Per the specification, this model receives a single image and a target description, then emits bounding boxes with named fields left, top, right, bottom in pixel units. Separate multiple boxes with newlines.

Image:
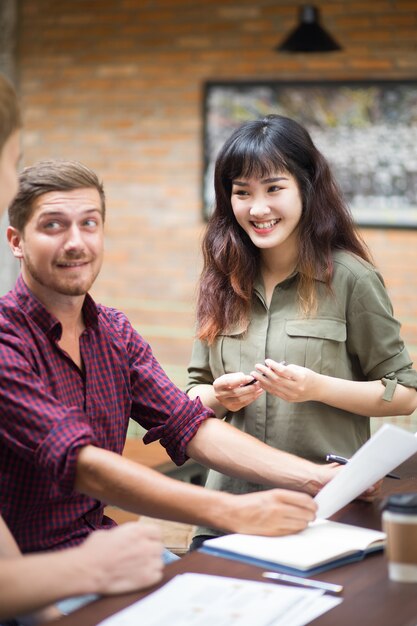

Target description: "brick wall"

left=15, top=0, right=417, bottom=432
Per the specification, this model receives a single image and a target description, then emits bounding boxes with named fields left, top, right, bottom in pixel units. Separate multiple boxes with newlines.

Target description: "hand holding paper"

left=200, top=424, right=417, bottom=577
left=314, top=424, right=417, bottom=519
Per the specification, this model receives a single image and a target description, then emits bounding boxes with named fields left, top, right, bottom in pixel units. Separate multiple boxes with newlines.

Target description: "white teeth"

left=59, top=261, right=86, bottom=267
left=253, top=219, right=279, bottom=229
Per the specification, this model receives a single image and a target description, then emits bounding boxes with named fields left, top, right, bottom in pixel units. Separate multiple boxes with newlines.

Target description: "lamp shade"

left=277, top=5, right=342, bottom=53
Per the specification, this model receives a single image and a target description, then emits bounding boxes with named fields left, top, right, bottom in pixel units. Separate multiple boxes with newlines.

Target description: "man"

left=0, top=157, right=339, bottom=557
left=0, top=72, right=163, bottom=624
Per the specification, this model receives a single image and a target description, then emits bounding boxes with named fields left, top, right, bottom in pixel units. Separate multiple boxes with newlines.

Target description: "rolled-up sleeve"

left=37, top=410, right=97, bottom=494
left=346, top=269, right=417, bottom=389
left=123, top=319, right=214, bottom=465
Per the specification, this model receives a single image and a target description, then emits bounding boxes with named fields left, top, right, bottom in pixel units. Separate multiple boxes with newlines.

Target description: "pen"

left=262, top=571, right=343, bottom=595
left=325, top=454, right=400, bottom=480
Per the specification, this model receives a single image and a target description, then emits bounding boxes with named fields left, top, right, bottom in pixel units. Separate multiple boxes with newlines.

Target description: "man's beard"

left=23, top=253, right=100, bottom=297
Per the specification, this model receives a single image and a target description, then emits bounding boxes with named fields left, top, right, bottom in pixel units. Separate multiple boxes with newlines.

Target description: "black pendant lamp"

left=277, top=5, right=342, bottom=53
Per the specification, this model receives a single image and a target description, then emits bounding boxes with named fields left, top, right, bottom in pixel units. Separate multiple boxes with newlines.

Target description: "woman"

left=187, top=114, right=417, bottom=547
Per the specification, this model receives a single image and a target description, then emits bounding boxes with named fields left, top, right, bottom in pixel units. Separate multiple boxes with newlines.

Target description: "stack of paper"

left=98, top=573, right=342, bottom=626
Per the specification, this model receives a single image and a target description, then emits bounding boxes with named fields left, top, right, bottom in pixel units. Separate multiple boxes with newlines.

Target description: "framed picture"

left=202, top=80, right=417, bottom=228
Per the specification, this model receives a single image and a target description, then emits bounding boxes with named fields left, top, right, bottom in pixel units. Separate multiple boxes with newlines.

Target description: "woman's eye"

left=268, top=185, right=281, bottom=192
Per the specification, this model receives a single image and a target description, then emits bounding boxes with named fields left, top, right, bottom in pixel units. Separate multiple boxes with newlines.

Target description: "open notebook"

left=200, top=519, right=385, bottom=576
left=201, top=424, right=417, bottom=576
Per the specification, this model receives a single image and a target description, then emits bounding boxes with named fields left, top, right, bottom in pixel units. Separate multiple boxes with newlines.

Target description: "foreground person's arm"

left=75, top=444, right=318, bottom=537
left=186, top=418, right=337, bottom=495
left=0, top=518, right=163, bottom=622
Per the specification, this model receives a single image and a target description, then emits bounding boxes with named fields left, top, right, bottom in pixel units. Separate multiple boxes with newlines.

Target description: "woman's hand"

left=356, top=479, right=383, bottom=502
left=252, top=359, right=320, bottom=402
left=213, top=372, right=264, bottom=412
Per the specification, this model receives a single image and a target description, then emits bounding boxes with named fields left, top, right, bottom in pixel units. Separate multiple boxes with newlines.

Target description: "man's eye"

left=44, top=221, right=60, bottom=230
left=84, top=219, right=97, bottom=227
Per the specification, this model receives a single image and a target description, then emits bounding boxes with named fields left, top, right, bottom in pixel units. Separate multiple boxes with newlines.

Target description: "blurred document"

left=98, top=573, right=341, bottom=626
left=315, top=424, right=417, bottom=519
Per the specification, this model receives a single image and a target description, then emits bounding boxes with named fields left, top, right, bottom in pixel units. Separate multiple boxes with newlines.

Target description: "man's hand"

left=225, top=489, right=317, bottom=537
left=300, top=462, right=342, bottom=496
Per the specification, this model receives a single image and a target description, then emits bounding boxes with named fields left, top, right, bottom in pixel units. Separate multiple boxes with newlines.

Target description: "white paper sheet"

left=315, top=424, right=417, bottom=519
left=97, top=573, right=341, bottom=626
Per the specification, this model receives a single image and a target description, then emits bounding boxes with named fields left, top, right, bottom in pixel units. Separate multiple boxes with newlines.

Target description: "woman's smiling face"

left=230, top=170, right=303, bottom=252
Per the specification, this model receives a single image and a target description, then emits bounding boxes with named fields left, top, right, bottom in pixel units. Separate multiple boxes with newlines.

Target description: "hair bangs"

left=225, top=136, right=288, bottom=183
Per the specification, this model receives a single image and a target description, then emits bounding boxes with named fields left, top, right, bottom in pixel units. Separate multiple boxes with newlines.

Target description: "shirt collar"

left=253, top=269, right=298, bottom=302
left=253, top=266, right=326, bottom=302
left=14, top=274, right=100, bottom=340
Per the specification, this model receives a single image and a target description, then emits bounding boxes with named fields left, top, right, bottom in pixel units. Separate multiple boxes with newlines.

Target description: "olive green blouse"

left=186, top=251, right=417, bottom=538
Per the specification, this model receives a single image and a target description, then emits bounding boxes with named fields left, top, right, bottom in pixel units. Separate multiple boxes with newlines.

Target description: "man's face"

left=8, top=187, right=104, bottom=302
left=0, top=129, right=21, bottom=214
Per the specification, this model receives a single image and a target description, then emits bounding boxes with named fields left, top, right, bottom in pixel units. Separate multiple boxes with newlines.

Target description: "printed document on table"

left=97, top=573, right=341, bottom=626
left=315, top=424, right=417, bottom=519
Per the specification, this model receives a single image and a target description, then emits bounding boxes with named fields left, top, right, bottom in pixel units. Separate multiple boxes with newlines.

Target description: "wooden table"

left=45, top=454, right=417, bottom=626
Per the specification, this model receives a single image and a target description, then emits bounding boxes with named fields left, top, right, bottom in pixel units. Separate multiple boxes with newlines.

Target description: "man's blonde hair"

left=9, top=160, right=106, bottom=231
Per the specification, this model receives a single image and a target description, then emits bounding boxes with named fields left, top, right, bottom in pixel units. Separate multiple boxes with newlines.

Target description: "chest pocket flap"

left=285, top=319, right=347, bottom=373
left=286, top=319, right=346, bottom=341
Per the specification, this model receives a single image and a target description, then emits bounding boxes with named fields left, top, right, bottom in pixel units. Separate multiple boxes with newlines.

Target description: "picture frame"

left=202, top=80, right=417, bottom=228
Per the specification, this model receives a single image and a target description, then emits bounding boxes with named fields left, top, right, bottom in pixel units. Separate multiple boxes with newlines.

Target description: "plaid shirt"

left=0, top=275, right=212, bottom=553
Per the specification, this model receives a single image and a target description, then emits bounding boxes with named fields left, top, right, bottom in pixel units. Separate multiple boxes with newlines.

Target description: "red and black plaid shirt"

left=0, top=275, right=212, bottom=553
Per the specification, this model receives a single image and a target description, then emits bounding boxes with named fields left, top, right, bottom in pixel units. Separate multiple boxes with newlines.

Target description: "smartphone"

left=243, top=361, right=287, bottom=387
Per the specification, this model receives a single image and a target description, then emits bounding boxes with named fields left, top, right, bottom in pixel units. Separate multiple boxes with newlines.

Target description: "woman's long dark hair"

left=197, top=115, right=372, bottom=344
